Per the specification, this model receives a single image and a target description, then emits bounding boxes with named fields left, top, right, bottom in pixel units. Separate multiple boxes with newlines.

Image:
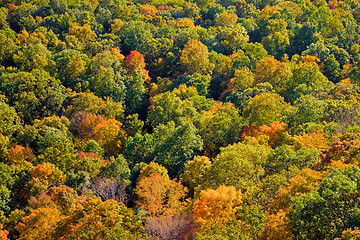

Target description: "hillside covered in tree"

left=1, top=0, right=360, bottom=239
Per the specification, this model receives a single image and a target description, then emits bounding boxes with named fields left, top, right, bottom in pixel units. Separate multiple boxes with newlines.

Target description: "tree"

left=200, top=142, right=270, bottom=202
left=123, top=133, right=155, bottom=166
left=54, top=196, right=144, bottom=239
left=197, top=102, right=243, bottom=157
left=147, top=92, right=197, bottom=128
left=180, top=39, right=213, bottom=75
left=65, top=23, right=97, bottom=52
left=323, top=54, right=341, bottom=83
left=0, top=226, right=9, bottom=240
left=65, top=92, right=124, bottom=121
left=124, top=51, right=150, bottom=114
left=171, top=84, right=199, bottom=100
left=0, top=33, right=17, bottom=65
left=289, top=166, right=360, bottom=240
left=139, top=5, right=158, bottom=16
left=0, top=185, right=11, bottom=217
left=180, top=156, right=211, bottom=197
left=90, top=177, right=128, bottom=204
left=241, top=121, right=289, bottom=148
left=258, top=210, right=293, bottom=240
left=16, top=207, right=63, bottom=240
left=36, top=142, right=77, bottom=173
left=145, top=214, right=195, bottom=240
left=176, top=74, right=211, bottom=96
left=12, top=35, right=52, bottom=71
left=73, top=113, right=127, bottom=156
left=228, top=67, right=254, bottom=92
left=76, top=151, right=107, bottom=178
left=242, top=43, right=269, bottom=71
left=0, top=70, right=66, bottom=123
left=264, top=145, right=320, bottom=176
left=89, top=50, right=126, bottom=102
left=136, top=172, right=188, bottom=217
left=84, top=140, right=104, bottom=156
left=336, top=228, right=360, bottom=240
left=292, top=130, right=328, bottom=151
left=0, top=97, right=20, bottom=137
left=30, top=185, right=78, bottom=215
left=151, top=120, right=203, bottom=177
left=254, top=57, right=293, bottom=94
left=193, top=185, right=242, bottom=227
left=287, top=23, right=316, bottom=56
left=27, top=162, right=66, bottom=196
left=65, top=55, right=87, bottom=82
left=119, top=21, right=153, bottom=52
left=243, top=93, right=292, bottom=126
left=0, top=134, right=10, bottom=161
left=215, top=12, right=238, bottom=27
left=6, top=145, right=35, bottom=165
left=285, top=61, right=330, bottom=102
left=101, top=155, right=130, bottom=183
left=301, top=42, right=330, bottom=61
left=220, top=26, right=249, bottom=54
left=53, top=49, right=91, bottom=89
left=37, top=127, right=72, bottom=154
left=92, top=118, right=127, bottom=156
left=261, top=19, right=290, bottom=58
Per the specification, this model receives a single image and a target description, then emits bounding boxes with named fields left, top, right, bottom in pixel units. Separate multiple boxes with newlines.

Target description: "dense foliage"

left=1, top=0, right=360, bottom=239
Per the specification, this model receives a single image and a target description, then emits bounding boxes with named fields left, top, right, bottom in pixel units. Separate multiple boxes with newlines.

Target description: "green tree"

left=180, top=156, right=211, bottom=197
left=289, top=166, right=360, bottom=240
left=0, top=97, right=20, bottom=137
left=285, top=61, right=330, bottom=102
left=124, top=51, right=150, bottom=114
left=323, top=54, right=341, bottom=83
left=123, top=133, right=155, bottom=166
left=200, top=141, right=270, bottom=202
left=53, top=49, right=91, bottom=90
left=0, top=69, right=66, bottom=123
left=242, top=43, right=269, bottom=72
left=151, top=120, right=203, bottom=177
left=197, top=102, right=243, bottom=157
left=89, top=50, right=126, bottom=102
left=219, top=25, right=249, bottom=54
left=147, top=92, right=197, bottom=128
left=119, top=21, right=153, bottom=52
left=243, top=93, right=292, bottom=126
left=261, top=19, right=290, bottom=58
left=0, top=33, right=17, bottom=66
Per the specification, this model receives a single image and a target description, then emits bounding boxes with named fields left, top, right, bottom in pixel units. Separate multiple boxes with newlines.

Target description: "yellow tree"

left=180, top=39, right=213, bottom=75
left=0, top=225, right=9, bottom=240
left=228, top=67, right=254, bottom=92
left=93, top=118, right=127, bottom=156
left=193, top=185, right=242, bottom=228
left=28, top=162, right=66, bottom=196
left=66, top=23, right=97, bottom=51
left=254, top=57, right=293, bottom=94
left=135, top=172, right=188, bottom=217
left=16, top=207, right=64, bottom=240
left=258, top=210, right=293, bottom=240
left=215, top=12, right=238, bottom=27
left=54, top=196, right=144, bottom=239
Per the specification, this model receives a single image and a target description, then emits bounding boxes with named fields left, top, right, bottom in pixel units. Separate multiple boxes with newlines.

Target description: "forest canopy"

left=1, top=0, right=360, bottom=239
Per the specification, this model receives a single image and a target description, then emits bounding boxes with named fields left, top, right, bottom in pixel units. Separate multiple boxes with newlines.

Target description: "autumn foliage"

left=1, top=0, right=360, bottom=238
left=193, top=185, right=242, bottom=227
